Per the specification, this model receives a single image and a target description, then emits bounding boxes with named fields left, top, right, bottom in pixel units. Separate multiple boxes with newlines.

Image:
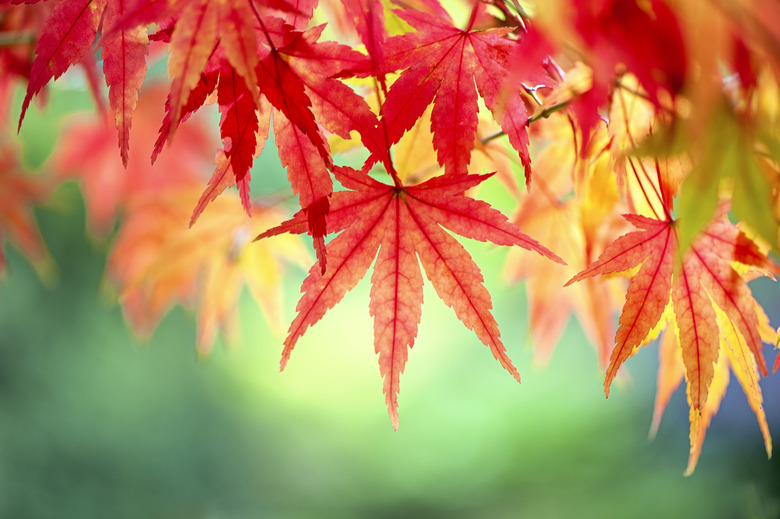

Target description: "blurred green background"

left=0, top=80, right=779, bottom=519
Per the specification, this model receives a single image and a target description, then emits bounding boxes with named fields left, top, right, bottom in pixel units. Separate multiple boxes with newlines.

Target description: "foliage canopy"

left=1, top=0, right=780, bottom=473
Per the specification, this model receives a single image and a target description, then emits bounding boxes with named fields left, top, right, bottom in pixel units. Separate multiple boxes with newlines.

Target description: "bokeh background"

left=1, top=78, right=779, bottom=519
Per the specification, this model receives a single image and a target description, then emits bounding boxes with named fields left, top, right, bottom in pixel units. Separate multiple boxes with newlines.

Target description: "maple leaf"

left=101, top=0, right=150, bottom=167
left=651, top=303, right=774, bottom=475
left=258, top=165, right=563, bottom=428
left=380, top=6, right=544, bottom=181
left=15, top=0, right=153, bottom=164
left=567, top=212, right=778, bottom=468
left=504, top=108, right=632, bottom=367
left=188, top=68, right=270, bottom=225
left=0, top=144, right=53, bottom=278
left=190, top=18, right=382, bottom=269
left=567, top=0, right=687, bottom=152
left=164, top=0, right=220, bottom=138
left=151, top=50, right=221, bottom=165
left=143, top=10, right=382, bottom=268
left=107, top=186, right=309, bottom=353
left=18, top=0, right=107, bottom=130
left=54, top=84, right=215, bottom=237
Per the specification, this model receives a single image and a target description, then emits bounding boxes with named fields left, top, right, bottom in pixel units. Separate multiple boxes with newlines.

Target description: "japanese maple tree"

left=1, top=0, right=779, bottom=473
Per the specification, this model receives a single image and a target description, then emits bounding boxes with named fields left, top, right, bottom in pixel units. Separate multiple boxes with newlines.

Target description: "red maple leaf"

left=258, top=165, right=563, bottom=428
left=144, top=12, right=382, bottom=270
left=101, top=0, right=149, bottom=167
left=17, top=0, right=107, bottom=130
left=380, top=5, right=548, bottom=182
left=566, top=212, right=777, bottom=442
left=568, top=0, right=687, bottom=152
left=16, top=0, right=151, bottom=165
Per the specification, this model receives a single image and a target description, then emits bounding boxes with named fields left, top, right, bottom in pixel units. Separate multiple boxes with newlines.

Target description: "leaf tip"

left=388, top=406, right=399, bottom=431
left=280, top=342, right=295, bottom=372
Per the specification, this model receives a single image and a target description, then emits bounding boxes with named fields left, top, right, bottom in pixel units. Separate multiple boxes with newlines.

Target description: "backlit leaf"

left=259, top=165, right=562, bottom=427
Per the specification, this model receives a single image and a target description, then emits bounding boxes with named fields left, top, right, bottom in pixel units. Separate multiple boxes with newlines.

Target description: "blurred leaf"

left=0, top=144, right=54, bottom=281
left=107, top=186, right=310, bottom=354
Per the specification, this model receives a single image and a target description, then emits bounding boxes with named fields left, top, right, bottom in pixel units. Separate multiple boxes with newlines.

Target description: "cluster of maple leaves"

left=1, top=0, right=780, bottom=473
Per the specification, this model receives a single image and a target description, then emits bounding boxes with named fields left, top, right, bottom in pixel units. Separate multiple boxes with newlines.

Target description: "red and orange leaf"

left=258, top=165, right=562, bottom=427
left=380, top=6, right=545, bottom=177
left=152, top=51, right=220, bottom=163
left=166, top=0, right=219, bottom=137
left=567, top=214, right=675, bottom=393
left=102, top=0, right=150, bottom=167
left=218, top=0, right=259, bottom=104
left=19, top=0, right=107, bottom=130
left=272, top=109, right=332, bottom=269
left=338, top=0, right=387, bottom=81
left=268, top=20, right=383, bottom=158
left=568, top=215, right=775, bottom=399
left=651, top=306, right=773, bottom=474
left=0, top=146, right=53, bottom=277
left=191, top=93, right=270, bottom=227
left=569, top=213, right=777, bottom=471
left=108, top=186, right=309, bottom=353
left=672, top=247, right=720, bottom=410
left=281, top=28, right=387, bottom=165
left=256, top=39, right=329, bottom=167
left=255, top=32, right=334, bottom=254
left=258, top=20, right=390, bottom=209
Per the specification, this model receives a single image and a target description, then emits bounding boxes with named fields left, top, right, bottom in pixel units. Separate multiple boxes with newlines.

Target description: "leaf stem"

left=480, top=100, right=571, bottom=146
left=617, top=88, right=673, bottom=221
left=627, top=156, right=661, bottom=220
left=615, top=77, right=676, bottom=116
left=250, top=2, right=277, bottom=53
left=528, top=100, right=570, bottom=124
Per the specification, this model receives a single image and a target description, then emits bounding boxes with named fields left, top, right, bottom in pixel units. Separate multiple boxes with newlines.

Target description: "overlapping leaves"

left=567, top=212, right=777, bottom=472
left=2, top=0, right=780, bottom=472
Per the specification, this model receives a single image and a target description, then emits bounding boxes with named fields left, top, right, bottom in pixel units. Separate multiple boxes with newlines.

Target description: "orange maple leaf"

left=259, top=164, right=563, bottom=428
left=506, top=112, right=628, bottom=367
left=651, top=301, right=774, bottom=474
left=0, top=145, right=53, bottom=279
left=567, top=213, right=778, bottom=471
left=107, top=186, right=309, bottom=353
